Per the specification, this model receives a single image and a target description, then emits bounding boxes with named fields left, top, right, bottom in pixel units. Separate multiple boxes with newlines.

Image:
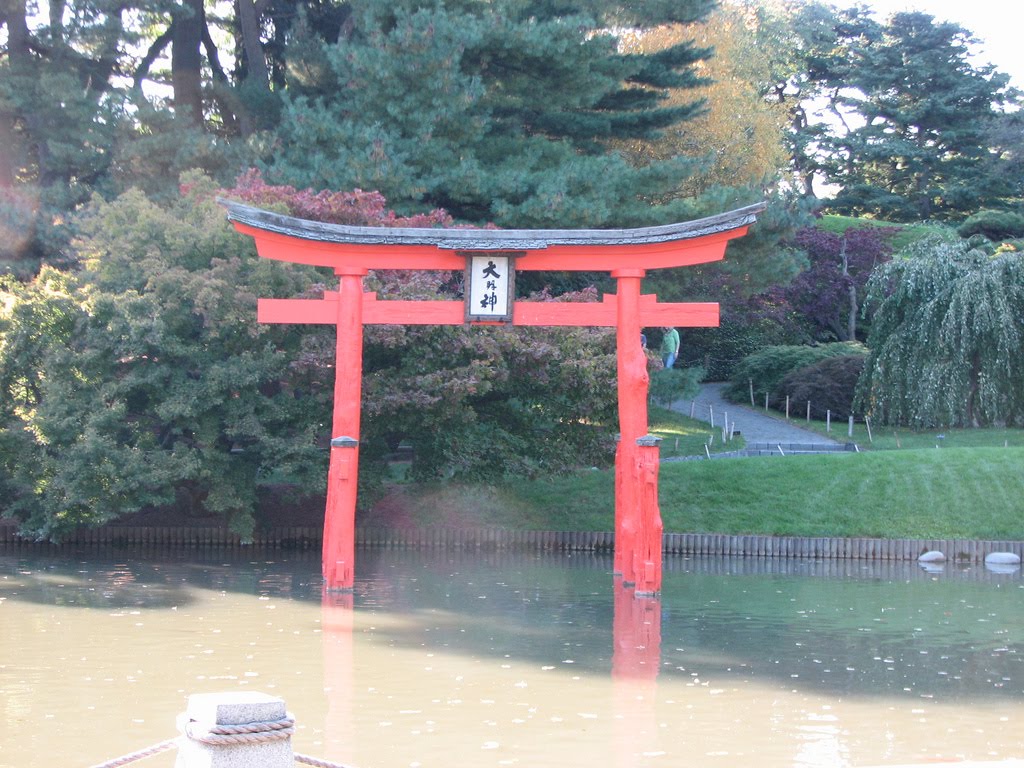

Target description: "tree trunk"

left=236, top=0, right=269, bottom=90
left=840, top=236, right=857, bottom=341
left=967, top=351, right=982, bottom=427
left=0, top=0, right=31, bottom=186
left=787, top=103, right=817, bottom=197
left=47, top=0, right=65, bottom=42
left=171, top=0, right=206, bottom=127
left=847, top=281, right=857, bottom=341
left=232, top=0, right=271, bottom=136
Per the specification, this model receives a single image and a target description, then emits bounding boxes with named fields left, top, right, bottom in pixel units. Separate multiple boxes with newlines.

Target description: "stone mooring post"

left=175, top=692, right=294, bottom=768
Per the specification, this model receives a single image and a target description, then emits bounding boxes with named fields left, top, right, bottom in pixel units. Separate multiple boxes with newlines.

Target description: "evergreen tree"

left=798, top=8, right=1020, bottom=221
left=0, top=0, right=130, bottom=269
left=0, top=0, right=351, bottom=269
left=263, top=0, right=717, bottom=227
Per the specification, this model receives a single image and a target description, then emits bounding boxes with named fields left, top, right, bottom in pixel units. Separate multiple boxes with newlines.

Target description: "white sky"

left=851, top=0, right=1023, bottom=89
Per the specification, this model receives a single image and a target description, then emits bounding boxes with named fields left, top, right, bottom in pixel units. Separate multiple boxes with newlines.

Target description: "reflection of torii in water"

left=318, top=577, right=666, bottom=767
left=223, top=200, right=764, bottom=595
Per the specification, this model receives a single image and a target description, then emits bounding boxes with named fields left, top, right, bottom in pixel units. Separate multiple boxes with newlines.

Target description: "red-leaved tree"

left=787, top=226, right=896, bottom=342
left=222, top=171, right=619, bottom=492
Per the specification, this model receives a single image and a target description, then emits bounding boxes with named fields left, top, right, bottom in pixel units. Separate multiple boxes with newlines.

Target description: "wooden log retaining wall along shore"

left=0, top=521, right=1021, bottom=563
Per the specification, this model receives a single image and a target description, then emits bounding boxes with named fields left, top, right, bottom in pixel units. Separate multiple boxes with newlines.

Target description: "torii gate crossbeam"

left=223, top=200, right=764, bottom=595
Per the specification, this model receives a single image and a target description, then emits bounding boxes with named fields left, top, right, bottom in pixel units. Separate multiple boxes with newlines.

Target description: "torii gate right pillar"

left=613, top=269, right=662, bottom=594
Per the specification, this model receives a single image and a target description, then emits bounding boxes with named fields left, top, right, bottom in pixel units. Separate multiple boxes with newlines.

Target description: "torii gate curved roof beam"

left=221, top=200, right=766, bottom=273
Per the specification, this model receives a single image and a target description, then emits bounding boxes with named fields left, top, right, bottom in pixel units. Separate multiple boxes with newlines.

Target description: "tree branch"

left=134, top=26, right=173, bottom=90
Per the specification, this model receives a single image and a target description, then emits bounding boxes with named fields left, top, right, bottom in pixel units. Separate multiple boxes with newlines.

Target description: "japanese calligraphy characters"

left=466, top=254, right=515, bottom=321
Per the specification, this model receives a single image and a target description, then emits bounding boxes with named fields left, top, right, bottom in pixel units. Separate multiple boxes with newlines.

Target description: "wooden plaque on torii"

left=223, top=200, right=764, bottom=595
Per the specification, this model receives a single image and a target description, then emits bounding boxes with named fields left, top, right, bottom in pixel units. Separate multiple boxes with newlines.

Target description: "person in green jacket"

left=660, top=326, right=680, bottom=369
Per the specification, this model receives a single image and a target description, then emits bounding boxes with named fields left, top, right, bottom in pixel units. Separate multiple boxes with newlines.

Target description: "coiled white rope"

left=184, top=715, right=296, bottom=745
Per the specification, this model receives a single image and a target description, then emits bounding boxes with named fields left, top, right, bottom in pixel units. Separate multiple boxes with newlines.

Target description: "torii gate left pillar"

left=222, top=200, right=764, bottom=595
left=322, top=268, right=366, bottom=588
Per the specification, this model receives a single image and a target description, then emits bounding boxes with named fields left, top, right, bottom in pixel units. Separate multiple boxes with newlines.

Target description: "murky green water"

left=1, top=547, right=1022, bottom=768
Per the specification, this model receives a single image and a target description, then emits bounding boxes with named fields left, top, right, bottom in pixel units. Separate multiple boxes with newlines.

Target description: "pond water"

left=1, top=546, right=1022, bottom=768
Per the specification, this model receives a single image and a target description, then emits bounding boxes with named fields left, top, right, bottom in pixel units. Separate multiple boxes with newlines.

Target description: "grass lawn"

left=648, top=405, right=744, bottom=457
left=728, top=398, right=1024, bottom=451
left=368, top=443, right=1024, bottom=541
left=363, top=401, right=1024, bottom=541
left=817, top=214, right=954, bottom=251
left=654, top=447, right=1024, bottom=540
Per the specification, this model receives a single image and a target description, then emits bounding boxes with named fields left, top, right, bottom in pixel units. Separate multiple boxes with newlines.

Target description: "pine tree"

left=803, top=9, right=1020, bottom=221
left=263, top=0, right=716, bottom=227
left=0, top=0, right=129, bottom=269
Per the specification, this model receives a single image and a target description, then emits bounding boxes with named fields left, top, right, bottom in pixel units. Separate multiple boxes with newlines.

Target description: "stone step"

left=667, top=442, right=860, bottom=461
left=744, top=442, right=858, bottom=454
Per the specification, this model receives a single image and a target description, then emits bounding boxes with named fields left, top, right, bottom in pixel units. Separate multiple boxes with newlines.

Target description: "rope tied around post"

left=89, top=694, right=360, bottom=768
left=185, top=715, right=296, bottom=745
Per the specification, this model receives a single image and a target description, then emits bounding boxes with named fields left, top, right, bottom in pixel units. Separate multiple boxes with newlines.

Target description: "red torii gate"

left=223, top=201, right=763, bottom=595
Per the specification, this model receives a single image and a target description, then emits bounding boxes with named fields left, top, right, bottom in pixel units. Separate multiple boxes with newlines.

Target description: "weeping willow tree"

left=856, top=238, right=1024, bottom=427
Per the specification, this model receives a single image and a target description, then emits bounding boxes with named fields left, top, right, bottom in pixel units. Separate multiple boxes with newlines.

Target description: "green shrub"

left=778, top=354, right=866, bottom=419
left=956, top=209, right=1024, bottom=241
left=679, top=311, right=807, bottom=381
left=725, top=342, right=866, bottom=406
left=648, top=366, right=703, bottom=409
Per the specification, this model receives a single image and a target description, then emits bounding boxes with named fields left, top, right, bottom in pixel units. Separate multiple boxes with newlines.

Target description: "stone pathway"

left=671, top=382, right=853, bottom=458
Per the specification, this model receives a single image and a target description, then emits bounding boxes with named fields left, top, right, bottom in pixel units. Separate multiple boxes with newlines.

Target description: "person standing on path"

left=660, top=326, right=680, bottom=369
